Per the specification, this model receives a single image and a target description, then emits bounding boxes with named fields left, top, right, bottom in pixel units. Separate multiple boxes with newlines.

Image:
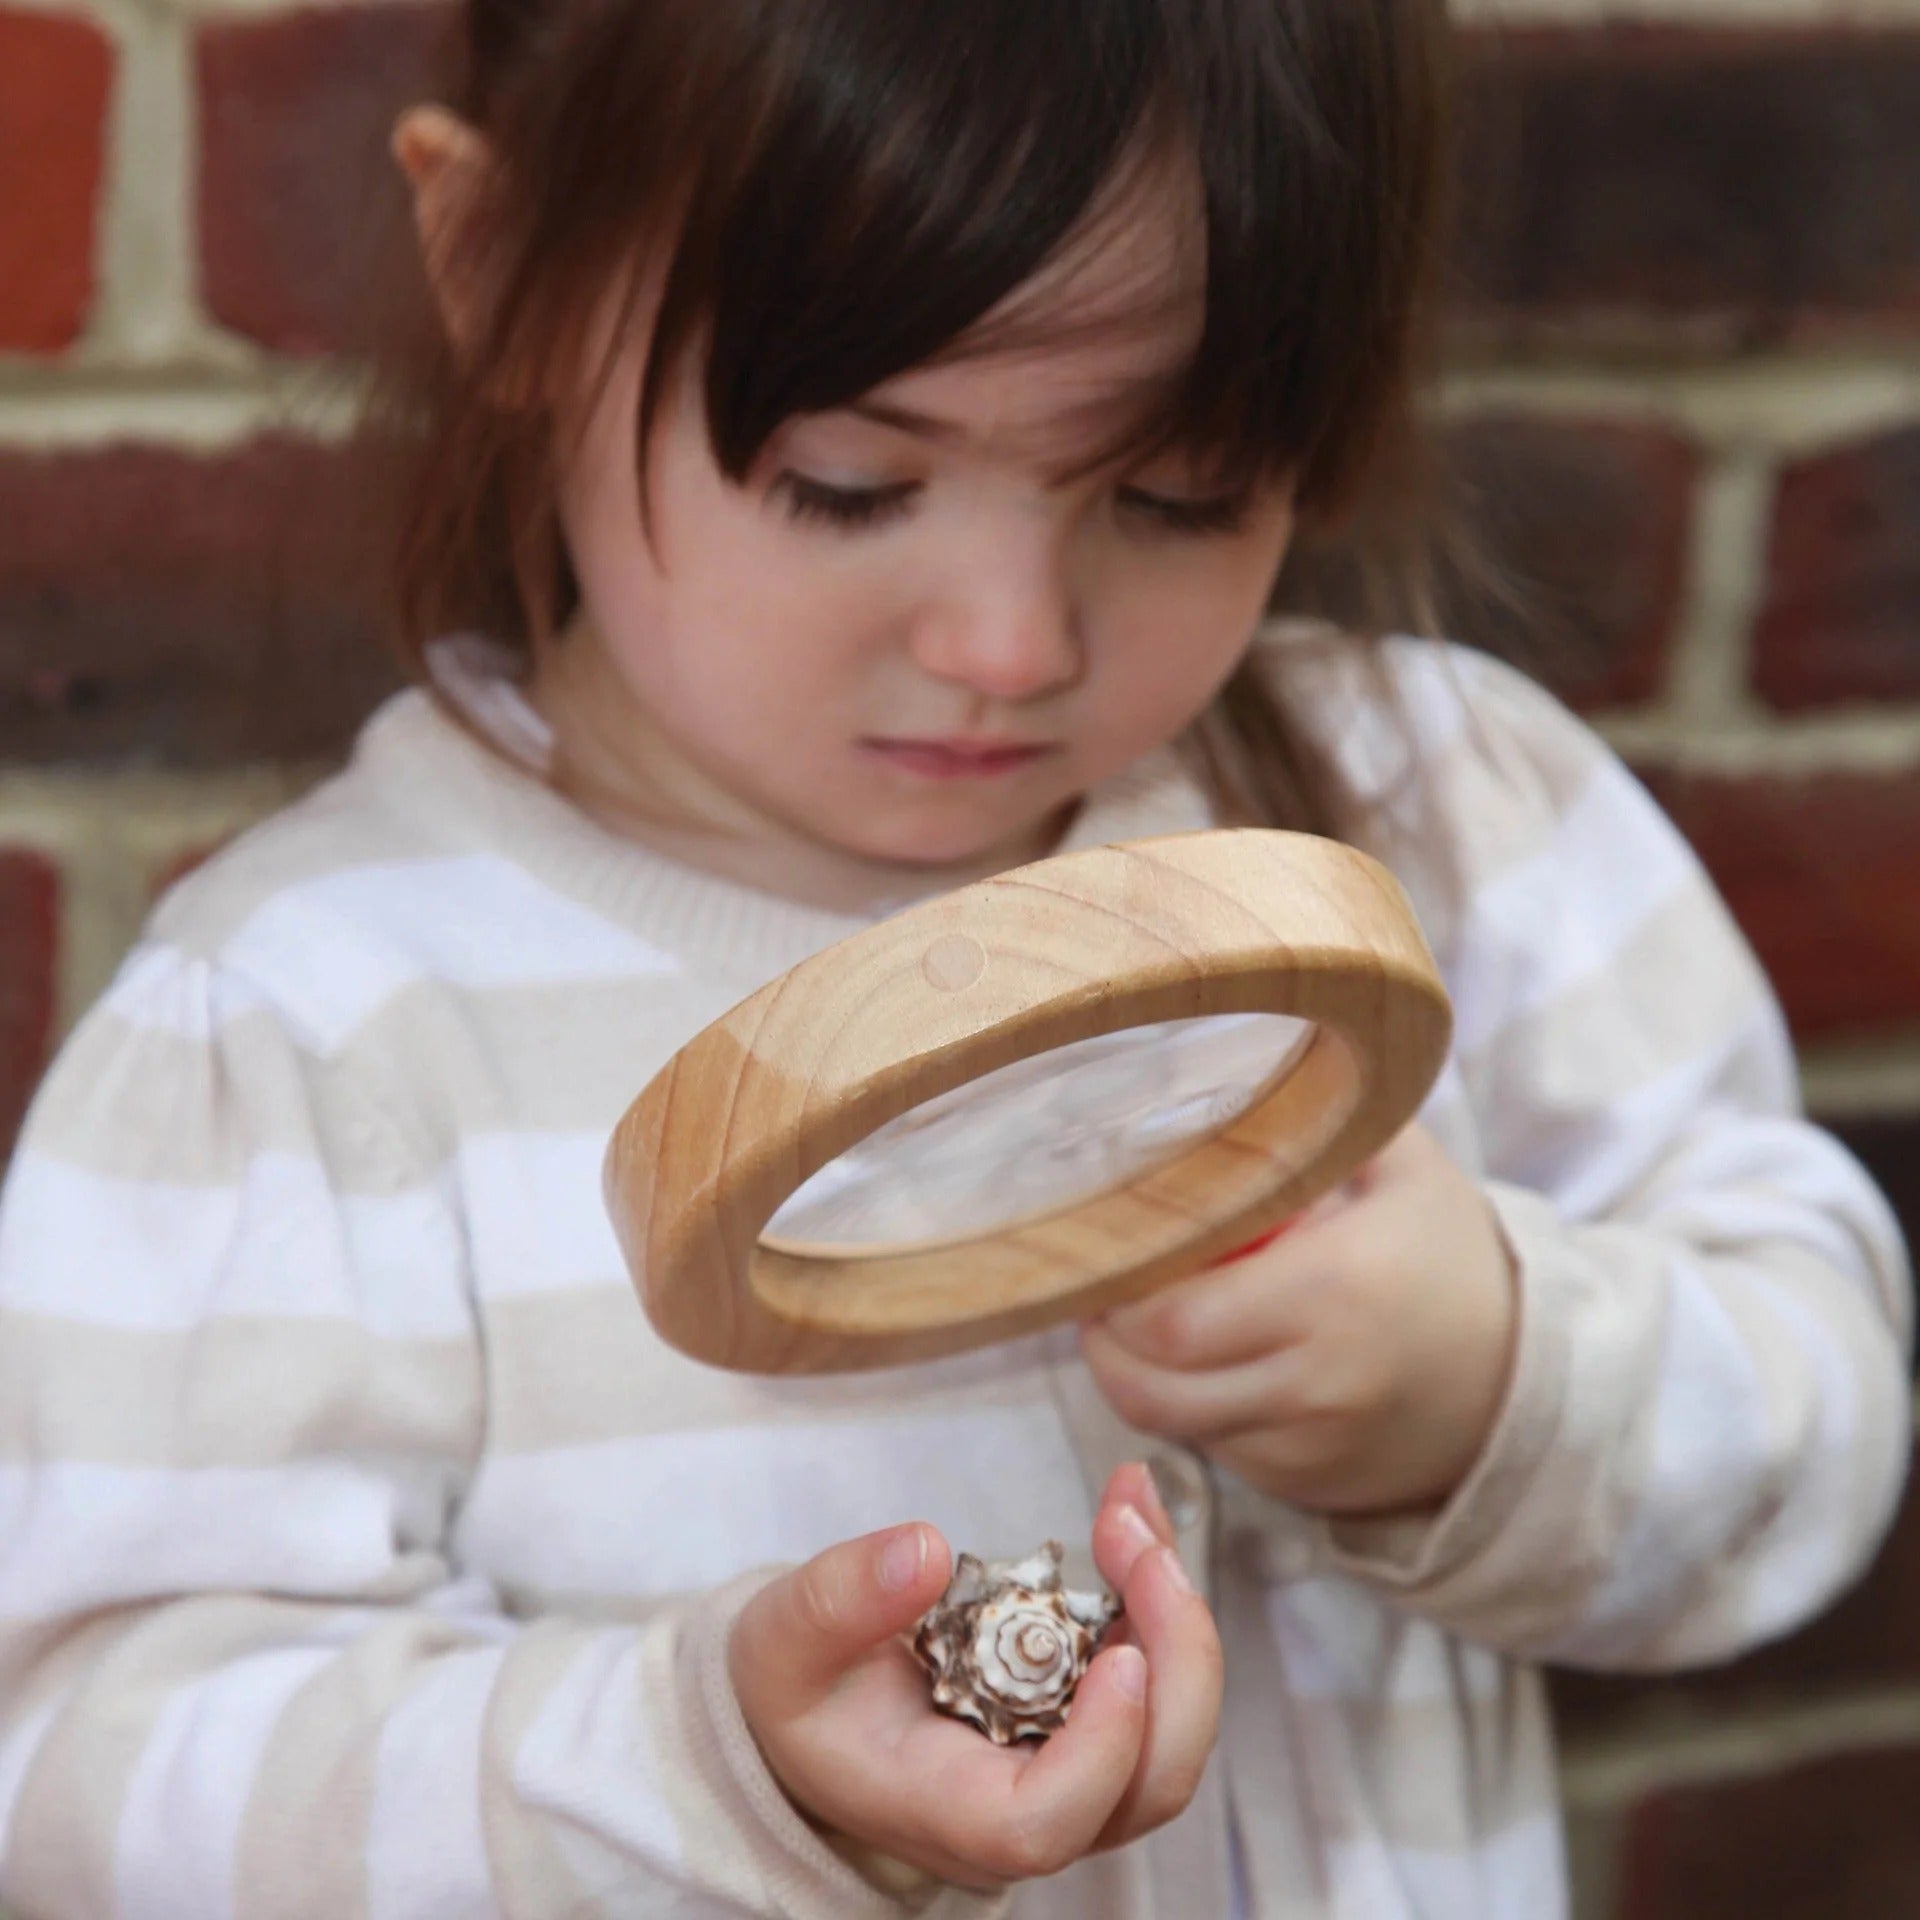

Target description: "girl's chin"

left=821, top=812, right=1072, bottom=879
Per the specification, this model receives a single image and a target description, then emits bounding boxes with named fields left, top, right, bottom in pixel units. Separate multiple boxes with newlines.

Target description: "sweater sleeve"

left=0, top=937, right=991, bottom=1920
left=1313, top=644, right=1914, bottom=1669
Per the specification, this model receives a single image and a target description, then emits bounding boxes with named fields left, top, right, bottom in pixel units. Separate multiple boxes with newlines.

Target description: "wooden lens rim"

left=604, top=830, right=1453, bottom=1375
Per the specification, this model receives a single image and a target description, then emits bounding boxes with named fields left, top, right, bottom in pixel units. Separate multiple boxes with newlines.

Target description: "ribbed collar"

left=349, top=661, right=1217, bottom=982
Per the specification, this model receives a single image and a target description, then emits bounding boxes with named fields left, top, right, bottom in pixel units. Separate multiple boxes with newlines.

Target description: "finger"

left=1099, top=1544, right=1224, bottom=1847
left=1098, top=1255, right=1310, bottom=1372
left=731, top=1523, right=950, bottom=1715
left=1365, top=1120, right=1437, bottom=1184
left=1082, top=1322, right=1305, bottom=1444
left=960, top=1646, right=1147, bottom=1880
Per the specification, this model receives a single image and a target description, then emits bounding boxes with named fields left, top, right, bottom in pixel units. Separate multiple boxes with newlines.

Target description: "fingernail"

left=1116, top=1503, right=1158, bottom=1558
left=1158, top=1546, right=1195, bottom=1596
left=1136, top=1463, right=1175, bottom=1535
left=1110, top=1645, right=1148, bottom=1702
left=879, top=1528, right=925, bottom=1591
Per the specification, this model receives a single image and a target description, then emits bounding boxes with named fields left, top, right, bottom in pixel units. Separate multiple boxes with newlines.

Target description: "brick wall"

left=1, top=0, right=1917, bottom=1912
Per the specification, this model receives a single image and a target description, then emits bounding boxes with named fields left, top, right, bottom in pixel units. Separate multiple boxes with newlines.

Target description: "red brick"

left=0, top=436, right=401, bottom=764
left=1455, top=29, right=1920, bottom=343
left=1438, top=417, right=1698, bottom=711
left=1614, top=1745, right=1920, bottom=1919
left=1755, top=427, right=1920, bottom=709
left=0, top=8, right=113, bottom=353
left=197, top=6, right=450, bottom=354
left=1640, top=770, right=1920, bottom=1039
left=0, top=852, right=58, bottom=1163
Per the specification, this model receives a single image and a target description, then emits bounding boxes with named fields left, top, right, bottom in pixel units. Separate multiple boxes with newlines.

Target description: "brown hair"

left=376, top=0, right=1458, bottom=843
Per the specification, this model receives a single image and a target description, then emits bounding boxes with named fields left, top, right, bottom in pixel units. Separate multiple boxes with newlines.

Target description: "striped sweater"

left=0, top=631, right=1909, bottom=1920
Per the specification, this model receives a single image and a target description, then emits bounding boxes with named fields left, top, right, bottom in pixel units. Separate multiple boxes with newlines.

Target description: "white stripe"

left=0, top=1152, right=471, bottom=1340
left=1644, top=1118, right=1912, bottom=1329
left=1447, top=760, right=1696, bottom=1058
left=115, top=1644, right=340, bottom=1920
left=1488, top=1016, right=1765, bottom=1221
left=99, top=945, right=265, bottom=1040
left=0, top=1464, right=398, bottom=1617
left=1556, top=1256, right=1774, bottom=1655
left=455, top=1407, right=1091, bottom=1599
left=512, top=1631, right=685, bottom=1905
left=222, top=858, right=681, bottom=1054
left=1327, top=1816, right=1568, bottom=1920
left=1719, top=1272, right=1868, bottom=1647
left=1652, top=1184, right=1884, bottom=1296
left=1351, top=638, right=1478, bottom=788
left=1264, top=1585, right=1510, bottom=1707
left=460, top=1133, right=626, bottom=1300
left=369, top=1646, right=508, bottom=1920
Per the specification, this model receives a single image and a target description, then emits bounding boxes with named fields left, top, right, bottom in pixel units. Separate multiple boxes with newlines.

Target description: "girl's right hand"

left=729, top=1464, right=1222, bottom=1893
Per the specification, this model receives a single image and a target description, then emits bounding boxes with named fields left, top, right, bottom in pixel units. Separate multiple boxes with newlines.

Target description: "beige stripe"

left=234, top=1613, right=489, bottom=1920
left=645, top=1587, right=792, bottom=1914
left=1457, top=883, right=1768, bottom=1113
left=0, top=1313, right=479, bottom=1470
left=29, top=972, right=748, bottom=1189
left=1428, top=734, right=1594, bottom=886
left=1291, top=648, right=1607, bottom=964
left=347, top=974, right=753, bottom=1137
left=1324, top=1187, right=1617, bottom=1650
left=479, top=1622, right=617, bottom=1920
left=1276, top=1670, right=1558, bottom=1853
left=0, top=1605, right=149, bottom=1789
left=25, top=1000, right=431, bottom=1193
left=3, top=1596, right=349, bottom=1918
left=481, top=1288, right=1069, bottom=1451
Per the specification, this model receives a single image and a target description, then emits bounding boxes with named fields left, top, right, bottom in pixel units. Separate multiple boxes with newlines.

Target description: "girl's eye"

left=775, top=473, right=921, bottom=531
left=1118, top=488, right=1251, bottom=537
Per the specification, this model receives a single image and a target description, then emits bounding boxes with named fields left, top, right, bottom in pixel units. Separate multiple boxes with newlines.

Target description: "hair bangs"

left=641, top=0, right=1171, bottom=480
left=620, top=0, right=1444, bottom=513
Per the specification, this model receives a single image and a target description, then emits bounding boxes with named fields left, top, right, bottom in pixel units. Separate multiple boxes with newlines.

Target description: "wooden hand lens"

left=605, top=829, right=1452, bottom=1374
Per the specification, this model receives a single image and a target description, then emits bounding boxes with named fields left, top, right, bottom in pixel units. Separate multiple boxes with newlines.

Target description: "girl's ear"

left=392, top=103, right=501, bottom=359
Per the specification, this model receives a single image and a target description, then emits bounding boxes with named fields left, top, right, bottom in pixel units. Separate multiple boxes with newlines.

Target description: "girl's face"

left=541, top=187, right=1298, bottom=909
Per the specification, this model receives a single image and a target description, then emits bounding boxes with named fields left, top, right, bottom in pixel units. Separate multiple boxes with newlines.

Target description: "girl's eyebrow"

left=848, top=400, right=969, bottom=445
left=843, top=392, right=1181, bottom=489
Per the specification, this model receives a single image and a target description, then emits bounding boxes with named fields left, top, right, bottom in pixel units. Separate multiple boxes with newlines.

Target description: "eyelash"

left=1120, top=489, right=1250, bottom=537
left=773, top=473, right=1250, bottom=538
left=776, top=475, right=921, bottom=530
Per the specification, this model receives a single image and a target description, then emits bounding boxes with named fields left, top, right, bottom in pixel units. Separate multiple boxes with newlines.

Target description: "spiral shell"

left=911, top=1540, right=1122, bottom=1745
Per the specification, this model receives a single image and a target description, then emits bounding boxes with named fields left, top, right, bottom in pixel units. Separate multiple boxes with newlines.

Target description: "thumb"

left=732, top=1523, right=951, bottom=1715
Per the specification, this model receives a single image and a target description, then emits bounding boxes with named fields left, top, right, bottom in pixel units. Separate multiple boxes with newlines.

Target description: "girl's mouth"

left=860, top=738, right=1059, bottom=781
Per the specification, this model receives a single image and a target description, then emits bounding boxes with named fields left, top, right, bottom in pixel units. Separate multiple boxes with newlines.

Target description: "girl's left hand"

left=1080, top=1124, right=1520, bottom=1518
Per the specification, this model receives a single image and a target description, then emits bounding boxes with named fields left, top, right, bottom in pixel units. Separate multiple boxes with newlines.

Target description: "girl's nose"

left=908, top=566, right=1084, bottom=704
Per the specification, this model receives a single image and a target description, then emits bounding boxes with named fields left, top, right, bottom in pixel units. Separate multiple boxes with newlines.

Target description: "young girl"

left=0, top=1, right=1909, bottom=1914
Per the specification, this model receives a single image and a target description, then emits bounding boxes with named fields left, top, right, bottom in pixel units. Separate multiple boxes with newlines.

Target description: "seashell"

left=911, top=1539, right=1123, bottom=1745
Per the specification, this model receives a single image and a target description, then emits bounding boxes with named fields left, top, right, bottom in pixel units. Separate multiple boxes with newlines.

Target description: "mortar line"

left=1560, top=1686, right=1920, bottom=1811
